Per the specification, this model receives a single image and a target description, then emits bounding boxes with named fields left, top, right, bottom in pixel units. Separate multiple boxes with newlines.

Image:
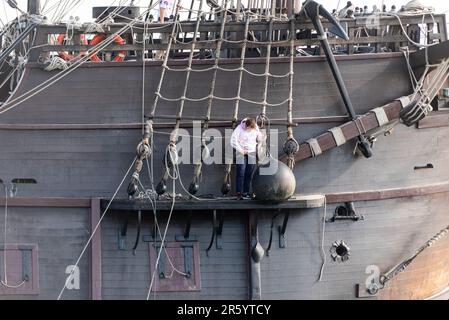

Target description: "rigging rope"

left=57, top=156, right=137, bottom=300
left=1, top=184, right=26, bottom=289
left=221, top=12, right=252, bottom=195
left=188, top=0, right=226, bottom=196
left=0, top=4, right=159, bottom=116
left=284, top=18, right=299, bottom=169
left=379, top=223, right=449, bottom=289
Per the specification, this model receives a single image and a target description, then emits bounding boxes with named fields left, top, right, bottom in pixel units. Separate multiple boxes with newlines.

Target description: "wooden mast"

left=28, top=0, right=41, bottom=15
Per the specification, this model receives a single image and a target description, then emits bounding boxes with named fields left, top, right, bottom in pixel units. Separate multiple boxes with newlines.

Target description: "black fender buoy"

left=127, top=178, right=139, bottom=198
left=251, top=158, right=296, bottom=203
left=357, top=138, right=373, bottom=158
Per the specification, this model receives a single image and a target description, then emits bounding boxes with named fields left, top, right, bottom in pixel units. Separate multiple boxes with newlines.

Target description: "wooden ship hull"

left=1, top=2, right=449, bottom=300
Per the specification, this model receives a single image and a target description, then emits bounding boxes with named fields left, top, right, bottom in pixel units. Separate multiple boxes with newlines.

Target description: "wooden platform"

left=102, top=194, right=326, bottom=212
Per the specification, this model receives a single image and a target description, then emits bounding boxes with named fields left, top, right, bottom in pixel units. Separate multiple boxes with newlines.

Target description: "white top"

left=230, top=119, right=265, bottom=154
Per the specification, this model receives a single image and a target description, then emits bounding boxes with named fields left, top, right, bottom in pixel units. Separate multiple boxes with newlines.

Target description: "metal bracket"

left=356, top=283, right=379, bottom=299
left=216, top=212, right=224, bottom=249
left=327, top=203, right=364, bottom=223
left=278, top=212, right=290, bottom=249
left=175, top=211, right=197, bottom=242
left=21, top=249, right=31, bottom=282
left=182, top=245, right=193, bottom=278
left=155, top=245, right=166, bottom=279
left=132, top=210, right=142, bottom=255
left=266, top=212, right=280, bottom=256
left=118, top=217, right=129, bottom=250
left=206, top=210, right=224, bottom=256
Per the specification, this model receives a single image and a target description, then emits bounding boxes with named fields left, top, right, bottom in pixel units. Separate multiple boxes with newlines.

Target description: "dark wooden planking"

left=0, top=207, right=91, bottom=299
left=0, top=197, right=90, bottom=207
left=100, top=212, right=248, bottom=300
left=0, top=54, right=411, bottom=126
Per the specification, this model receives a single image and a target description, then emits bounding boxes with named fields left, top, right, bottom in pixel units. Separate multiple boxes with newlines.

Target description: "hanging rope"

left=153, top=0, right=192, bottom=196
left=189, top=0, right=227, bottom=196
left=283, top=19, right=299, bottom=170
left=221, top=13, right=251, bottom=195
left=1, top=184, right=26, bottom=289
left=400, top=57, right=449, bottom=126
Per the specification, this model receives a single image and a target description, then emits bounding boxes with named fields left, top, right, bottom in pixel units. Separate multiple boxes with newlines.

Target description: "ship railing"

left=27, top=14, right=448, bottom=63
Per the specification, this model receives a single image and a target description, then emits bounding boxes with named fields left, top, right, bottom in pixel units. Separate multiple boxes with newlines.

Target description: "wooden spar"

left=279, top=95, right=414, bottom=164
left=28, top=0, right=41, bottom=15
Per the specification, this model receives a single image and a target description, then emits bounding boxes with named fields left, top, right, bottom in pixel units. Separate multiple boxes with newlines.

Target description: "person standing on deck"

left=230, top=118, right=266, bottom=200
left=155, top=0, right=175, bottom=59
left=159, top=0, right=174, bottom=22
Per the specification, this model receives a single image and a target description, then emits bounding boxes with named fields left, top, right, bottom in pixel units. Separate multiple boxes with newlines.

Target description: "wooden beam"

left=0, top=197, right=91, bottom=208
left=0, top=116, right=348, bottom=131
left=279, top=96, right=412, bottom=164
left=102, top=194, right=326, bottom=212
left=102, top=180, right=449, bottom=212
left=326, top=180, right=449, bottom=204
left=27, top=52, right=403, bottom=69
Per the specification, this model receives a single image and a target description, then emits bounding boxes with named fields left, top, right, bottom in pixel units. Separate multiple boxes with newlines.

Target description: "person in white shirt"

left=230, top=118, right=266, bottom=199
left=159, top=0, right=174, bottom=22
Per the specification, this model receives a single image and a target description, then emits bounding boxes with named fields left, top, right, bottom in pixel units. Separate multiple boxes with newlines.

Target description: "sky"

left=0, top=0, right=448, bottom=24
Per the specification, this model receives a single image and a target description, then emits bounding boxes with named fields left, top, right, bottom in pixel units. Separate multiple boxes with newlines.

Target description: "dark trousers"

left=236, top=154, right=256, bottom=194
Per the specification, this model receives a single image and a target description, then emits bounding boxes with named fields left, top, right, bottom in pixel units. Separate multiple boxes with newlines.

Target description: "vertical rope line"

left=149, top=0, right=182, bottom=120
left=285, top=18, right=299, bottom=169
left=318, top=196, right=327, bottom=282
left=204, top=0, right=229, bottom=127
left=222, top=12, right=251, bottom=193
left=189, top=0, right=225, bottom=189
left=170, top=0, right=206, bottom=143
left=287, top=19, right=295, bottom=137
left=261, top=18, right=273, bottom=120
left=1, top=183, right=25, bottom=289
left=141, top=8, right=149, bottom=134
